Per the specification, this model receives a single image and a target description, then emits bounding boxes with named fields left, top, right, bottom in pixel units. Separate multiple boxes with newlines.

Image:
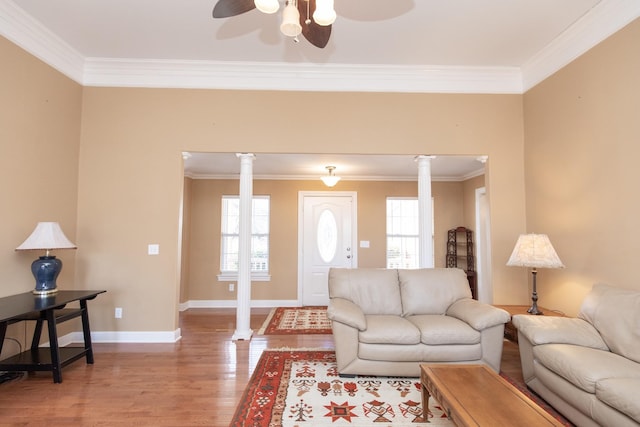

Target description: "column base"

left=232, top=329, right=254, bottom=341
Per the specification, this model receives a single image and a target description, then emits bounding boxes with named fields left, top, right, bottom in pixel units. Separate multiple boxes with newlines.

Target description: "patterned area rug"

left=229, top=350, right=452, bottom=426
left=257, top=307, right=332, bottom=335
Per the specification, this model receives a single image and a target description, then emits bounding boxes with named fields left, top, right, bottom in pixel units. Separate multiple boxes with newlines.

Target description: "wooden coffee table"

left=420, top=364, right=563, bottom=426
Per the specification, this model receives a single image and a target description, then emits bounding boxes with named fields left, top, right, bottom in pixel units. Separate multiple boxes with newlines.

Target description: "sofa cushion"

left=359, top=315, right=420, bottom=345
left=448, top=299, right=510, bottom=330
left=329, top=268, right=402, bottom=315
left=327, top=297, right=367, bottom=330
left=399, top=268, right=472, bottom=316
left=578, top=283, right=640, bottom=363
left=358, top=342, right=482, bottom=363
left=406, top=314, right=480, bottom=345
left=533, top=344, right=640, bottom=393
left=513, top=315, right=609, bottom=350
left=596, top=378, right=640, bottom=423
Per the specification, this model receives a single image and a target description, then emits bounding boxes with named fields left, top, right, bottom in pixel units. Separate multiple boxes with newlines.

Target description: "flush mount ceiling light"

left=321, top=166, right=341, bottom=187
left=213, top=0, right=336, bottom=48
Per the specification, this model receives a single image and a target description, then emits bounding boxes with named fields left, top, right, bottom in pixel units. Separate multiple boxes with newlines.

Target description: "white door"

left=299, top=193, right=356, bottom=306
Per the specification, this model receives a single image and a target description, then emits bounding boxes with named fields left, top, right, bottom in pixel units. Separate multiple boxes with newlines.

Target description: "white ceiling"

left=2, top=0, right=639, bottom=93
left=5, top=0, right=602, bottom=65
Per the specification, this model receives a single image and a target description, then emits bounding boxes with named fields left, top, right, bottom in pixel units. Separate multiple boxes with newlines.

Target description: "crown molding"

left=83, top=58, right=523, bottom=94
left=184, top=173, right=482, bottom=182
left=1, top=0, right=638, bottom=94
left=522, top=0, right=640, bottom=91
left=187, top=173, right=418, bottom=181
left=0, top=0, right=84, bottom=82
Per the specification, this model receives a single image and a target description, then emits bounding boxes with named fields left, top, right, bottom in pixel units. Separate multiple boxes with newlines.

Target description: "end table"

left=494, top=305, right=565, bottom=342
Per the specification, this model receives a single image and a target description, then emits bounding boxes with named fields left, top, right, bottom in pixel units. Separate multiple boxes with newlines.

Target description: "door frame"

left=475, top=186, right=492, bottom=303
left=297, top=191, right=358, bottom=305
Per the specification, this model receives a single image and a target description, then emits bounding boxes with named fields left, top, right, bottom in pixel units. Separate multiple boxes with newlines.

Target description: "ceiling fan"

left=212, top=0, right=335, bottom=48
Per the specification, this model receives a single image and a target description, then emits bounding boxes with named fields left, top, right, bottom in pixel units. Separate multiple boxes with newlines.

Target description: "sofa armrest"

left=446, top=299, right=510, bottom=330
left=512, top=315, right=609, bottom=350
left=327, top=297, right=367, bottom=331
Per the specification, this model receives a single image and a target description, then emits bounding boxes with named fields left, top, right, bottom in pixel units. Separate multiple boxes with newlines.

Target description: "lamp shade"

left=506, top=234, right=564, bottom=269
left=16, top=222, right=77, bottom=252
left=255, top=0, right=279, bottom=14
left=313, top=0, right=336, bottom=26
left=280, top=1, right=302, bottom=37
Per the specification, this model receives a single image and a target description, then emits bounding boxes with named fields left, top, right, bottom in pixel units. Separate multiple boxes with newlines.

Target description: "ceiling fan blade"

left=298, top=0, right=331, bottom=48
left=212, top=0, right=256, bottom=18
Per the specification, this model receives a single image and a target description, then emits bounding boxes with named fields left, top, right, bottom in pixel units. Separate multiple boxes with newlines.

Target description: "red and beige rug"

left=229, top=350, right=452, bottom=426
left=257, top=307, right=332, bottom=335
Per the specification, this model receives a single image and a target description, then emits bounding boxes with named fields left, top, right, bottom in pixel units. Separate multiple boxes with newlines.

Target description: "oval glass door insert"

left=317, top=209, right=338, bottom=263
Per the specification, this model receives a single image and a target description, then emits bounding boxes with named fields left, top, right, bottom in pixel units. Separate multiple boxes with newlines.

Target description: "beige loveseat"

left=327, top=267, right=510, bottom=377
left=514, top=284, right=640, bottom=427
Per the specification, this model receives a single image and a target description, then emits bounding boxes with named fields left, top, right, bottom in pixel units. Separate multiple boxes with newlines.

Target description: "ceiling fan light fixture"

left=255, top=0, right=280, bottom=14
left=280, top=0, right=302, bottom=37
left=321, top=166, right=341, bottom=187
left=313, top=0, right=336, bottom=26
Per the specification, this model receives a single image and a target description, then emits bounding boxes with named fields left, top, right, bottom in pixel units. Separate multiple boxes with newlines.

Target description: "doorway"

left=298, top=192, right=358, bottom=306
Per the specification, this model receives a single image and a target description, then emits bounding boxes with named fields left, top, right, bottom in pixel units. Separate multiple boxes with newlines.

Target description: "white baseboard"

left=59, top=328, right=182, bottom=345
left=56, top=300, right=300, bottom=344
left=180, top=299, right=299, bottom=310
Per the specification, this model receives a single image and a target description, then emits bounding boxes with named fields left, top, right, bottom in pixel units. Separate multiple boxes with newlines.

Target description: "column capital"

left=414, top=155, right=436, bottom=163
left=236, top=153, right=256, bottom=161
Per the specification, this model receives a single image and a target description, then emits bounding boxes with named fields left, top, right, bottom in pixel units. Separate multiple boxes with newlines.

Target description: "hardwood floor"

left=0, top=308, right=524, bottom=426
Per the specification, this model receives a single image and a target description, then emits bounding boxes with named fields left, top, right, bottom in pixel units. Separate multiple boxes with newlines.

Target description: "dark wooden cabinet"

left=446, top=227, right=477, bottom=299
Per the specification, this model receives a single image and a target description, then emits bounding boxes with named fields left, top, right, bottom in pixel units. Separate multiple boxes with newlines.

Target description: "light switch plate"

left=148, top=244, right=159, bottom=255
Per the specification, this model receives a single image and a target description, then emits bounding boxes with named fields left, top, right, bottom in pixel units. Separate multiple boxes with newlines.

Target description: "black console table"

left=0, top=290, right=105, bottom=383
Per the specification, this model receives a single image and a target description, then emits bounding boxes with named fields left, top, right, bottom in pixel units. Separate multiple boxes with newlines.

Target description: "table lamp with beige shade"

left=506, top=233, right=564, bottom=315
left=15, top=222, right=77, bottom=296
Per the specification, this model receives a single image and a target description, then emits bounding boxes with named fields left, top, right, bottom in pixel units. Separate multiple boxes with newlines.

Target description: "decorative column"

left=233, top=153, right=255, bottom=340
left=416, top=155, right=435, bottom=268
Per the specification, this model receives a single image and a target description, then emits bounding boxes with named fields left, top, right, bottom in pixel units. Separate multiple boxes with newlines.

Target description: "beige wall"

left=462, top=175, right=485, bottom=229
left=184, top=178, right=481, bottom=302
left=3, top=16, right=637, bottom=335
left=0, top=37, right=83, bottom=354
left=2, top=31, right=529, bottom=336
left=523, top=18, right=640, bottom=316
left=74, top=87, right=526, bottom=333
left=179, top=177, right=193, bottom=304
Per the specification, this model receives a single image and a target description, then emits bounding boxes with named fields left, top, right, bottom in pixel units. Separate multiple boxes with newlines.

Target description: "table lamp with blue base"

left=15, top=222, right=77, bottom=296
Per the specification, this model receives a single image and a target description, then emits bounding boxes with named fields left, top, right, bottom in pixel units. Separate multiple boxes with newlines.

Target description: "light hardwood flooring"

left=0, top=308, right=524, bottom=426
